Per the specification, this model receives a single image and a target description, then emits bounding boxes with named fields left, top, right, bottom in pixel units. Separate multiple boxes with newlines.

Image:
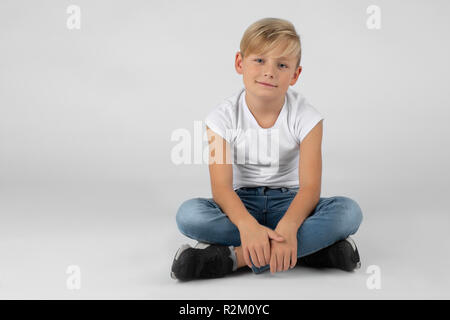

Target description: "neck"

left=245, top=89, right=285, bottom=115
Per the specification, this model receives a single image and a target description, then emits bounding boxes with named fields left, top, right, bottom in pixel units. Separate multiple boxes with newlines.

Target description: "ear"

left=235, top=51, right=244, bottom=75
left=289, top=66, right=302, bottom=86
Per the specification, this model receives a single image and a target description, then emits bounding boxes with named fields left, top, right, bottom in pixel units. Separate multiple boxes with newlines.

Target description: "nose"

left=263, top=62, right=276, bottom=78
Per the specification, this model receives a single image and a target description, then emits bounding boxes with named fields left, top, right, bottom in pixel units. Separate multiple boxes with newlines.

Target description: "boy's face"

left=235, top=46, right=302, bottom=100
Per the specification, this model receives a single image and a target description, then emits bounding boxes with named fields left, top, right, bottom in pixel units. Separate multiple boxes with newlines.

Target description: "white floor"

left=1, top=183, right=449, bottom=299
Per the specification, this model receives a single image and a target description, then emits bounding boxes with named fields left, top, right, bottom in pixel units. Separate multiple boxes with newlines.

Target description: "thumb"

left=267, top=229, right=284, bottom=242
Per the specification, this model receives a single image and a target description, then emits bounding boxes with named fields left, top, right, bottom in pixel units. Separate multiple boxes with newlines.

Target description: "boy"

left=171, top=17, right=363, bottom=281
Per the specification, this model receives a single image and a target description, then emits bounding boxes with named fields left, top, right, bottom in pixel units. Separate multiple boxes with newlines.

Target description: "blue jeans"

left=176, top=186, right=363, bottom=274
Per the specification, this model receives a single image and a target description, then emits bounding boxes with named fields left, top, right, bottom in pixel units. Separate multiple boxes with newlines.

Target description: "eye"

left=254, top=59, right=288, bottom=68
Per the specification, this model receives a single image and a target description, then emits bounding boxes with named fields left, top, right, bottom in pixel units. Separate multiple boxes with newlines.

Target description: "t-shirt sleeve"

left=204, top=102, right=235, bottom=144
left=293, top=99, right=325, bottom=144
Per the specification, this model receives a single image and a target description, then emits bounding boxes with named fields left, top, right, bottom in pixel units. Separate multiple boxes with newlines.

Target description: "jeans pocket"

left=235, top=187, right=254, bottom=197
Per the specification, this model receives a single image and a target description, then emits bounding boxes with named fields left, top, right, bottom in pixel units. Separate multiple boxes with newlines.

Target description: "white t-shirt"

left=205, top=87, right=324, bottom=190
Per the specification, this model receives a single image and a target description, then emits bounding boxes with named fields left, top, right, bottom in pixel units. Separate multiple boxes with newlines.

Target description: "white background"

left=1, top=0, right=449, bottom=298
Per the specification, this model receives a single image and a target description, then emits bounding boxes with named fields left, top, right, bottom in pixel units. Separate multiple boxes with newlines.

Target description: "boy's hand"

left=270, top=223, right=299, bottom=273
left=238, top=220, right=284, bottom=269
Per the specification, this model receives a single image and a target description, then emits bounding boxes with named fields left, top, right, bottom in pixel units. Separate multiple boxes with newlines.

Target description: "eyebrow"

left=253, top=54, right=292, bottom=61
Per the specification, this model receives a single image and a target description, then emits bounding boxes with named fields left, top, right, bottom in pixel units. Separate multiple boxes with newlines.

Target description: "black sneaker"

left=297, top=237, right=361, bottom=272
left=171, top=242, right=234, bottom=281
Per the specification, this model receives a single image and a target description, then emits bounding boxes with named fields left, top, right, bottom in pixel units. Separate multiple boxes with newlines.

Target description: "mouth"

left=256, top=81, right=277, bottom=88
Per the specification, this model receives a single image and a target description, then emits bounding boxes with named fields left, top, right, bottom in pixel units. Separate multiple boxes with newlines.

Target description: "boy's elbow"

left=211, top=184, right=234, bottom=202
left=299, top=185, right=321, bottom=203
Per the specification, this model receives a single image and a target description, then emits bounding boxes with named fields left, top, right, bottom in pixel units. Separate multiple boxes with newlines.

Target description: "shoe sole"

left=170, top=244, right=191, bottom=280
left=345, top=237, right=361, bottom=270
left=344, top=237, right=361, bottom=271
left=194, top=242, right=211, bottom=249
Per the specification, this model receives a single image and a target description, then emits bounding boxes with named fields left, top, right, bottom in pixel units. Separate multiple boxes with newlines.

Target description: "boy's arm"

left=206, top=126, right=256, bottom=228
left=278, top=120, right=323, bottom=230
left=269, top=120, right=323, bottom=272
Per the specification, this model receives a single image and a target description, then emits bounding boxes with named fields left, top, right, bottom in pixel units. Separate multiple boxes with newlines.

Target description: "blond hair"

left=239, top=17, right=301, bottom=69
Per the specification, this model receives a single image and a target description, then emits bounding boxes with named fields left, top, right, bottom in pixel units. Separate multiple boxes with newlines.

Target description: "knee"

left=176, top=198, right=204, bottom=235
left=334, top=196, right=363, bottom=235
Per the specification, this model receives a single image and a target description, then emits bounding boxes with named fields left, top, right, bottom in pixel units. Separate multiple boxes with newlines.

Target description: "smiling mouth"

left=256, top=81, right=277, bottom=87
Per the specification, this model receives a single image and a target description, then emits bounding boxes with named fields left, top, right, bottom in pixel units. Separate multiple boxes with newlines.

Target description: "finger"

left=250, top=248, right=260, bottom=268
left=277, top=252, right=283, bottom=272
left=283, top=252, right=290, bottom=271
left=270, top=252, right=276, bottom=274
left=243, top=247, right=252, bottom=269
left=291, top=249, right=297, bottom=269
left=267, top=229, right=284, bottom=242
left=256, top=247, right=266, bottom=267
left=263, top=242, right=271, bottom=266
